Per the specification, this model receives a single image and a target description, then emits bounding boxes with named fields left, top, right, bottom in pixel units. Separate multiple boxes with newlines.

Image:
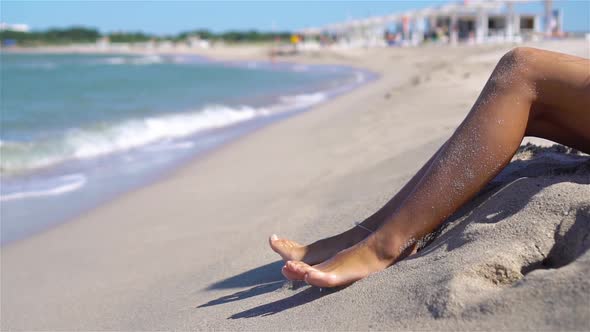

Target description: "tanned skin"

left=270, top=48, right=590, bottom=287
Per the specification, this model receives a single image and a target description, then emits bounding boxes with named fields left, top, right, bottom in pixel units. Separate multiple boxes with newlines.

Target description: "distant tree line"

left=0, top=27, right=101, bottom=45
left=0, top=26, right=293, bottom=46
left=180, top=29, right=292, bottom=42
left=108, top=32, right=153, bottom=43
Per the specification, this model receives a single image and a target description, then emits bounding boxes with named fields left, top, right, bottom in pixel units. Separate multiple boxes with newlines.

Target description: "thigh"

left=526, top=103, right=590, bottom=153
left=524, top=49, right=590, bottom=153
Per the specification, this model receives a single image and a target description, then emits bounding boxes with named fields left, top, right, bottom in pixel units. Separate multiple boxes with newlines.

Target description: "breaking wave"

left=0, top=174, right=87, bottom=202
left=0, top=92, right=327, bottom=175
left=98, top=55, right=164, bottom=65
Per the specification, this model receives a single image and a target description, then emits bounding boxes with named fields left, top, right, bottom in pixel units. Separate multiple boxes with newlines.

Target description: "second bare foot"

left=283, top=232, right=416, bottom=287
left=269, top=226, right=371, bottom=266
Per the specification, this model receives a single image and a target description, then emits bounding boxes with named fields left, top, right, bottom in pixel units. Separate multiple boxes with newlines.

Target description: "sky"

left=1, top=1, right=589, bottom=35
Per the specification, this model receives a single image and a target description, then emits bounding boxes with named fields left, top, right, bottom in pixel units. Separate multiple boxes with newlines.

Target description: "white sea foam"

left=132, top=55, right=163, bottom=65
left=0, top=92, right=328, bottom=175
left=103, top=57, right=126, bottom=65
left=246, top=62, right=259, bottom=69
left=292, top=65, right=309, bottom=72
left=355, top=72, right=366, bottom=83
left=0, top=174, right=87, bottom=202
left=141, top=141, right=195, bottom=152
left=278, top=92, right=326, bottom=109
left=100, top=55, right=163, bottom=66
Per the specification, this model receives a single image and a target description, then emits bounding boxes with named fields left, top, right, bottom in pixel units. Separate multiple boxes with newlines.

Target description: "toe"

left=269, top=237, right=288, bottom=255
left=268, top=234, right=279, bottom=249
left=269, top=236, right=303, bottom=259
left=282, top=265, right=305, bottom=280
left=304, top=269, right=339, bottom=288
left=286, top=260, right=312, bottom=275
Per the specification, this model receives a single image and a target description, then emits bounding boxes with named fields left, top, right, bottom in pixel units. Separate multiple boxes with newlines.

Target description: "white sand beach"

left=2, top=39, right=589, bottom=330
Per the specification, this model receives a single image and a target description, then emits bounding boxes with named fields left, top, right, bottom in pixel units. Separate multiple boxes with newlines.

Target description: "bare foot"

left=269, top=226, right=370, bottom=266
left=283, top=233, right=417, bottom=287
left=268, top=235, right=307, bottom=261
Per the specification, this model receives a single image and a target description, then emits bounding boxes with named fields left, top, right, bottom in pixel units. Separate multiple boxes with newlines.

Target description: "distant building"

left=299, top=0, right=564, bottom=48
left=96, top=36, right=110, bottom=49
left=187, top=36, right=210, bottom=49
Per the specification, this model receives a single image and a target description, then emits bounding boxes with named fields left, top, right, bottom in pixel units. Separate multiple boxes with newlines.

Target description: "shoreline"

left=0, top=52, right=378, bottom=245
left=2, top=39, right=589, bottom=330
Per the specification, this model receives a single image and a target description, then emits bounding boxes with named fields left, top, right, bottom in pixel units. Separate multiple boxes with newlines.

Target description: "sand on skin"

left=1, top=40, right=589, bottom=330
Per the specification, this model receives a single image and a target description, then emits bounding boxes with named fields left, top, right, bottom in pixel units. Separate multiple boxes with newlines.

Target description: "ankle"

left=372, top=228, right=416, bottom=263
left=321, top=226, right=370, bottom=248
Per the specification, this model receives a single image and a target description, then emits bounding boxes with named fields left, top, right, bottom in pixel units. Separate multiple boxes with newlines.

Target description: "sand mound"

left=219, top=146, right=590, bottom=331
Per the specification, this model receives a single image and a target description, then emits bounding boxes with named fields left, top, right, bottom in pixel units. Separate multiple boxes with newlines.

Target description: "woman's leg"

left=284, top=47, right=590, bottom=287
left=269, top=142, right=448, bottom=265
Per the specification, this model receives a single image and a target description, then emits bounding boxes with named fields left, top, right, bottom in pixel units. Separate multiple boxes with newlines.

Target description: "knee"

left=498, top=47, right=537, bottom=76
left=490, top=47, right=537, bottom=90
left=501, top=47, right=536, bottom=63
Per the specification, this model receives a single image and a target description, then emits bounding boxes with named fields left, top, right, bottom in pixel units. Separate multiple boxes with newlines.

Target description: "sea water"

left=0, top=52, right=370, bottom=244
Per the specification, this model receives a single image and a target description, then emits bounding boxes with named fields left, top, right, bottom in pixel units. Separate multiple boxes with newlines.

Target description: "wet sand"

left=1, top=39, right=589, bottom=330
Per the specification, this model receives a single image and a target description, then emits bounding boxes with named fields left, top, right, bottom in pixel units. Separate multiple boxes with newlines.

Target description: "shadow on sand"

left=198, top=261, right=286, bottom=308
left=228, top=286, right=340, bottom=319
left=197, top=259, right=341, bottom=317
left=206, top=260, right=285, bottom=290
left=198, top=281, right=286, bottom=308
left=201, top=146, right=589, bottom=318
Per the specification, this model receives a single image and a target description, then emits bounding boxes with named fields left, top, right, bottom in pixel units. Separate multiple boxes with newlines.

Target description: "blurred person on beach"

left=270, top=47, right=590, bottom=288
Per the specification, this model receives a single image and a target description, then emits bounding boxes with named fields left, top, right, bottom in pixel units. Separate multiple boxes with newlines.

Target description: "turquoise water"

left=1, top=53, right=355, bottom=174
left=0, top=52, right=369, bottom=244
